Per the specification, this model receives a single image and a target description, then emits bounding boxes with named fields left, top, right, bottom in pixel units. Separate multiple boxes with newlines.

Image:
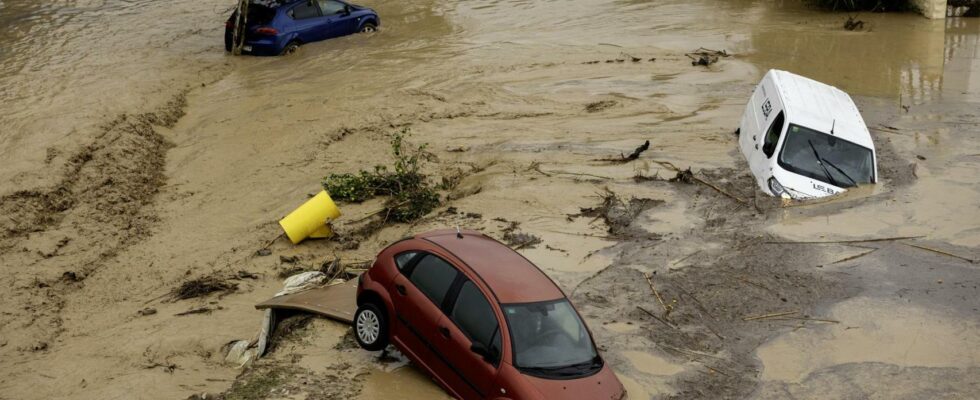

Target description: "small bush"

left=323, top=129, right=440, bottom=223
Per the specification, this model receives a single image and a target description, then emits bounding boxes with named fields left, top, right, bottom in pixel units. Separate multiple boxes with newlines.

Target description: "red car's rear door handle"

left=439, top=326, right=450, bottom=338
left=395, top=284, right=407, bottom=296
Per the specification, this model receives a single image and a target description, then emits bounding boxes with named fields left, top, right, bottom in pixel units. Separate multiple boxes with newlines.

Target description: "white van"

left=738, top=70, right=878, bottom=199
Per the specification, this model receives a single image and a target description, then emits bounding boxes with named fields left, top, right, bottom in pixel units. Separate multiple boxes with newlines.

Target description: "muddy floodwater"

left=1, top=0, right=978, bottom=399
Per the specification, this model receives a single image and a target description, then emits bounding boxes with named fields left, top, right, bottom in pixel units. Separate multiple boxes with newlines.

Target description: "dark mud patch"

left=755, top=363, right=980, bottom=399
left=873, top=135, right=918, bottom=189
left=265, top=313, right=315, bottom=354
left=575, top=236, right=858, bottom=398
left=218, top=361, right=364, bottom=400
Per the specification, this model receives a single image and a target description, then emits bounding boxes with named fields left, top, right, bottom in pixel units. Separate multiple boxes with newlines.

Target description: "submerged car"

left=224, top=0, right=379, bottom=56
left=354, top=229, right=626, bottom=400
left=737, top=70, right=878, bottom=199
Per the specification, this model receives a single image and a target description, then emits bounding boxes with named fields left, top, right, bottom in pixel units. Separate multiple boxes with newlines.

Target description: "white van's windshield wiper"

left=807, top=140, right=840, bottom=187
left=821, top=157, right=857, bottom=187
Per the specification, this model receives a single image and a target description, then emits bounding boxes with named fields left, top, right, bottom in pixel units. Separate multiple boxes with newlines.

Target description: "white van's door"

left=741, top=73, right=786, bottom=193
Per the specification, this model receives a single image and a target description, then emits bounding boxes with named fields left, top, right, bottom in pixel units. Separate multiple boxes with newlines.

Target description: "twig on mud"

left=689, top=174, right=747, bottom=204
left=644, top=273, right=672, bottom=318
left=669, top=250, right=701, bottom=266
left=777, top=316, right=840, bottom=324
left=674, top=286, right=725, bottom=340
left=174, top=307, right=214, bottom=316
left=869, top=125, right=905, bottom=135
left=637, top=306, right=678, bottom=329
left=673, top=284, right=715, bottom=321
left=656, top=342, right=728, bottom=361
left=702, top=364, right=731, bottom=377
left=349, top=201, right=410, bottom=224
left=764, top=235, right=925, bottom=245
left=902, top=242, right=976, bottom=264
left=737, top=276, right=778, bottom=296
left=742, top=310, right=799, bottom=321
left=571, top=264, right=617, bottom=296
left=538, top=228, right=615, bottom=240
left=651, top=160, right=748, bottom=204
left=829, top=248, right=878, bottom=265
left=261, top=233, right=284, bottom=251
left=530, top=161, right=613, bottom=180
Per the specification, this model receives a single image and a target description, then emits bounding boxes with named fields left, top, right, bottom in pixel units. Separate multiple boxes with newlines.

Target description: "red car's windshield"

left=504, top=299, right=599, bottom=375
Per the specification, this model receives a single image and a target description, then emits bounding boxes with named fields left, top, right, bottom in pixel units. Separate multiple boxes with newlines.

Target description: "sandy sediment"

left=0, top=1, right=978, bottom=399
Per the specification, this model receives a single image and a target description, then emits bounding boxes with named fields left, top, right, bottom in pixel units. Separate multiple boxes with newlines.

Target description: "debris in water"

left=255, top=248, right=272, bottom=257
left=280, top=255, right=300, bottom=264
left=236, top=270, right=259, bottom=280
left=62, top=271, right=82, bottom=282
left=170, top=276, right=238, bottom=301
left=670, top=168, right=695, bottom=184
left=843, top=16, right=865, bottom=31
left=585, top=100, right=618, bottom=113
left=138, top=308, right=158, bottom=316
left=503, top=231, right=543, bottom=250
left=686, top=47, right=730, bottom=67
left=322, top=129, right=440, bottom=223
left=599, top=140, right=650, bottom=163
left=500, top=220, right=542, bottom=249
left=175, top=306, right=220, bottom=316
left=571, top=189, right=663, bottom=237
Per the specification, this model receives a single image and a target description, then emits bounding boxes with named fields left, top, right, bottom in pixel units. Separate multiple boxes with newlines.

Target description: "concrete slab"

left=255, top=279, right=358, bottom=324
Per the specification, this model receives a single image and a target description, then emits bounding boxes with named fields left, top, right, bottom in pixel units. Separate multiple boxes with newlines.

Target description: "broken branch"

left=644, top=273, right=670, bottom=316
left=829, top=248, right=878, bottom=265
left=742, top=310, right=799, bottom=321
left=637, top=306, right=678, bottom=329
left=903, top=242, right=976, bottom=264
left=764, top=235, right=925, bottom=245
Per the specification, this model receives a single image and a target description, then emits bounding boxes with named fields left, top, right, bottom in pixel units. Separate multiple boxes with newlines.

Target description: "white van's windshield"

left=778, top=124, right=875, bottom=188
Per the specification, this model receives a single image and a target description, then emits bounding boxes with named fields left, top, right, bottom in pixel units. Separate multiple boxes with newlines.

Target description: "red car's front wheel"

left=354, top=302, right=389, bottom=351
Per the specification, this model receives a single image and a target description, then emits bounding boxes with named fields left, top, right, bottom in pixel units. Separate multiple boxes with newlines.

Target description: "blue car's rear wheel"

left=281, top=41, right=300, bottom=56
left=360, top=23, right=377, bottom=33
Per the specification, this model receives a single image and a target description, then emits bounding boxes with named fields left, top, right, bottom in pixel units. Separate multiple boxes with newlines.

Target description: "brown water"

left=1, top=0, right=978, bottom=398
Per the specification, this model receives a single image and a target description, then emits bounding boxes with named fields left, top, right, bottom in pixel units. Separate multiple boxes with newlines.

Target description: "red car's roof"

left=416, top=229, right=565, bottom=304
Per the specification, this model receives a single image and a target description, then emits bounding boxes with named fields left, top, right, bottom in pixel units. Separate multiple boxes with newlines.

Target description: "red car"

left=354, top=229, right=626, bottom=400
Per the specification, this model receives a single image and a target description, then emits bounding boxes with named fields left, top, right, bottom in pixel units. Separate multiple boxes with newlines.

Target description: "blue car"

left=225, top=0, right=379, bottom=56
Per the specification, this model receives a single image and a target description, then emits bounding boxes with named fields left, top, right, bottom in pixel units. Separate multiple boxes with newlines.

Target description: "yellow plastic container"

left=279, top=190, right=342, bottom=244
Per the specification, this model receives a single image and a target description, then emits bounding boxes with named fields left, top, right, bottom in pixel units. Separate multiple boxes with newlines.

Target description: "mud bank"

left=1, top=0, right=978, bottom=399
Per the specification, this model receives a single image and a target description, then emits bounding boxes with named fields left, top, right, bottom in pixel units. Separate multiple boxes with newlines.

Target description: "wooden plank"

left=255, top=279, right=358, bottom=324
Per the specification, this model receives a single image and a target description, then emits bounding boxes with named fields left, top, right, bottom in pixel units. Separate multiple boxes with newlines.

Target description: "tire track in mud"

left=0, top=91, right=189, bottom=353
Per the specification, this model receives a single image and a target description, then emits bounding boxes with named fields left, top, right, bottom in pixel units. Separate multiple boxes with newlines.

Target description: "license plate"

left=243, top=45, right=252, bottom=52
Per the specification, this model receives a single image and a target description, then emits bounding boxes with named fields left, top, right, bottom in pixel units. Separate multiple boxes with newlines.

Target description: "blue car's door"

left=286, top=1, right=323, bottom=43
left=317, top=0, right=358, bottom=37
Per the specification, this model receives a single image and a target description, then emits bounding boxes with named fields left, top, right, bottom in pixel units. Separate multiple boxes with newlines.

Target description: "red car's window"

left=450, top=280, right=501, bottom=363
left=408, top=255, right=458, bottom=307
left=394, top=251, right=419, bottom=271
